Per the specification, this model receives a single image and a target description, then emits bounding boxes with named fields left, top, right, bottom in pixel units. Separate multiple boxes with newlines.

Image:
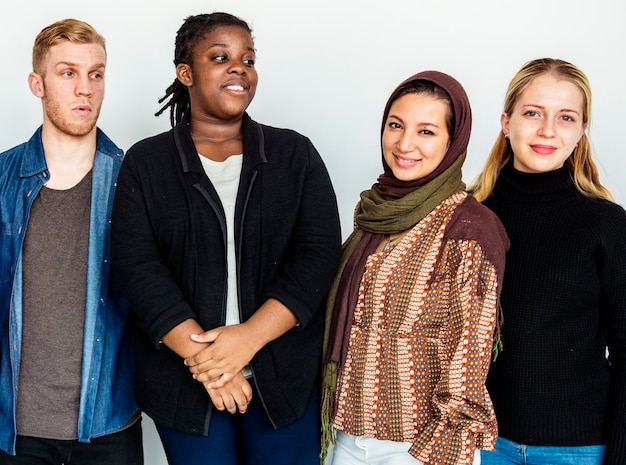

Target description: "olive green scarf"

left=320, top=153, right=466, bottom=459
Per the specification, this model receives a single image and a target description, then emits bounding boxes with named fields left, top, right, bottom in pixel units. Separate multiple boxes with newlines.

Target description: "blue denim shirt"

left=0, top=127, right=138, bottom=455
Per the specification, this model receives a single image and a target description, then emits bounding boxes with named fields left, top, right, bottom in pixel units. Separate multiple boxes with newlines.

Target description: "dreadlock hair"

left=155, top=12, right=253, bottom=127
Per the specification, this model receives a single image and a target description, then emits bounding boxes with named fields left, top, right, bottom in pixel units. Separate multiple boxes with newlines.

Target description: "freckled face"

left=382, top=93, right=451, bottom=182
left=178, top=25, right=258, bottom=123
left=503, top=74, right=586, bottom=173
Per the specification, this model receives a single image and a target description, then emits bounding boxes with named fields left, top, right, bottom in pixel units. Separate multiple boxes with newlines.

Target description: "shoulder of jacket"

left=126, top=130, right=173, bottom=157
left=96, top=128, right=124, bottom=159
left=258, top=122, right=311, bottom=145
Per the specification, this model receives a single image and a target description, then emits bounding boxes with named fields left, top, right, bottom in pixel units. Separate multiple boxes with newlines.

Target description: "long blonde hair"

left=470, top=58, right=613, bottom=202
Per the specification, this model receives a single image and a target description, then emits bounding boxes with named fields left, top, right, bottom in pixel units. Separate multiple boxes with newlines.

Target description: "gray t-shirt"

left=16, top=170, right=92, bottom=440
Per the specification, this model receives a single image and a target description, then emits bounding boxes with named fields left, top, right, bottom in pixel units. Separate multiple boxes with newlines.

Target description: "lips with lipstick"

left=531, top=144, right=557, bottom=155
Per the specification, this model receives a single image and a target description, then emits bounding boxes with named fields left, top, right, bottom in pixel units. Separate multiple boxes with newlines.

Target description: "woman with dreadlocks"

left=321, top=71, right=509, bottom=465
left=110, top=12, right=341, bottom=465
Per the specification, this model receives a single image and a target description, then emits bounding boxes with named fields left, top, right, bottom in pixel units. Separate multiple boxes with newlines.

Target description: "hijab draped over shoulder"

left=323, top=70, right=471, bottom=368
left=320, top=71, right=506, bottom=456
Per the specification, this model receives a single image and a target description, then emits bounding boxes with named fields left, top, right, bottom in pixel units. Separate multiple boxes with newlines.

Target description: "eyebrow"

left=388, top=114, right=441, bottom=128
left=55, top=61, right=106, bottom=69
left=208, top=43, right=256, bottom=52
left=521, top=104, right=581, bottom=115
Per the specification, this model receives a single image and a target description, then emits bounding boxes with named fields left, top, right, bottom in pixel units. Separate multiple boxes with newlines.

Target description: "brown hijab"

left=321, top=71, right=476, bottom=458
left=324, top=70, right=472, bottom=366
left=321, top=72, right=509, bottom=461
left=374, top=70, right=472, bottom=199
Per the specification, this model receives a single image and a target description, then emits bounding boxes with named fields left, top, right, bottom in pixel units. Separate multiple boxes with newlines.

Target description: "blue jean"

left=481, top=436, right=605, bottom=465
left=0, top=419, right=143, bottom=465
left=156, top=392, right=320, bottom=465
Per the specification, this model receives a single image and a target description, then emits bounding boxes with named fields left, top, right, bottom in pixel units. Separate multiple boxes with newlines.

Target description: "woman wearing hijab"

left=322, top=71, right=509, bottom=465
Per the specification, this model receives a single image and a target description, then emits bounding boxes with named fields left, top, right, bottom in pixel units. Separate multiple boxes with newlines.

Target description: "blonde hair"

left=32, top=18, right=106, bottom=76
left=470, top=58, right=614, bottom=202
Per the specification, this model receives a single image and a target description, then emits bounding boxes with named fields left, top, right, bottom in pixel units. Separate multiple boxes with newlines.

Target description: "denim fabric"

left=0, top=419, right=143, bottom=465
left=156, top=391, right=321, bottom=465
left=481, top=436, right=605, bottom=465
left=0, top=127, right=138, bottom=455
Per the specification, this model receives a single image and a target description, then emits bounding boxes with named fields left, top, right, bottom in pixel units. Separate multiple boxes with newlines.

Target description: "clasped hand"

left=185, top=323, right=259, bottom=414
left=204, top=371, right=253, bottom=414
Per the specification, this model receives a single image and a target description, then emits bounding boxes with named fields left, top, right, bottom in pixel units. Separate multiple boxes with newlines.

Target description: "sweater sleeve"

left=110, top=146, right=197, bottom=348
left=260, top=138, right=342, bottom=328
left=410, top=240, right=499, bottom=465
left=601, top=207, right=626, bottom=465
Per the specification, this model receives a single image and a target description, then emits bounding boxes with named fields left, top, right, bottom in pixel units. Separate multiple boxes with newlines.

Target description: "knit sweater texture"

left=483, top=163, right=626, bottom=465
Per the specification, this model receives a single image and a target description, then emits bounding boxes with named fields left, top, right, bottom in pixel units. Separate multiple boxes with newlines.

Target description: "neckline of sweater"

left=494, top=162, right=575, bottom=202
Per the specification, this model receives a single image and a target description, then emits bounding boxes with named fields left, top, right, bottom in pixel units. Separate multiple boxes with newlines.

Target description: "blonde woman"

left=471, top=58, right=626, bottom=465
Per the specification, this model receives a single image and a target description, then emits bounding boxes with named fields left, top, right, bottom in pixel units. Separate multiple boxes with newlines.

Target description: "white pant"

left=329, top=431, right=482, bottom=465
left=330, top=431, right=423, bottom=465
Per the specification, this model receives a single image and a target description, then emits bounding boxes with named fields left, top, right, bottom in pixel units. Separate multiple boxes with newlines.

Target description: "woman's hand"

left=185, top=324, right=258, bottom=388
left=185, top=298, right=299, bottom=388
left=206, top=371, right=253, bottom=414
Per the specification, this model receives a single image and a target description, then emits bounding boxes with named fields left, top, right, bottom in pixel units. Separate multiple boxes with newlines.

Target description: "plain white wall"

left=1, top=0, right=624, bottom=463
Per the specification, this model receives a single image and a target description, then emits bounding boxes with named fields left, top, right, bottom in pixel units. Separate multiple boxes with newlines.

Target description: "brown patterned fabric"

left=333, top=192, right=498, bottom=465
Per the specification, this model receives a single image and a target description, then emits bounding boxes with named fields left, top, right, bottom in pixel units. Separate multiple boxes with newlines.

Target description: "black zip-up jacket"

left=111, top=113, right=342, bottom=434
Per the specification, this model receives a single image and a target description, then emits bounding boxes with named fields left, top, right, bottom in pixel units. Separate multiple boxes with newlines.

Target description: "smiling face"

left=503, top=73, right=586, bottom=173
left=29, top=40, right=106, bottom=138
left=382, top=92, right=451, bottom=182
left=177, top=25, right=258, bottom=123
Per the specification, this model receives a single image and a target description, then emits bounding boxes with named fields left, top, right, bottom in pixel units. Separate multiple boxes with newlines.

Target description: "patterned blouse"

left=333, top=192, right=498, bottom=465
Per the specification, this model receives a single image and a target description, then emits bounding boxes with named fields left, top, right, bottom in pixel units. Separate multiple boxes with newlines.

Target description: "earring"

left=575, top=143, right=579, bottom=148
left=504, top=133, right=510, bottom=139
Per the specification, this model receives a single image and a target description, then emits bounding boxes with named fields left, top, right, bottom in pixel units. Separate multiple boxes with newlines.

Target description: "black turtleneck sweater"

left=483, top=163, right=626, bottom=464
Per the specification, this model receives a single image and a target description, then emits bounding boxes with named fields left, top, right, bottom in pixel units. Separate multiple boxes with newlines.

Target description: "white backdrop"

left=1, top=1, right=624, bottom=463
